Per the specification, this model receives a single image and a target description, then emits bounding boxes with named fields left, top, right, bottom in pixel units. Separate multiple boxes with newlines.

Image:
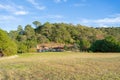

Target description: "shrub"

left=0, top=29, right=17, bottom=56
left=90, top=36, right=120, bottom=52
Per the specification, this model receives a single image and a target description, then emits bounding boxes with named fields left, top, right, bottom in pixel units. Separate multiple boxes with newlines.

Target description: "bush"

left=17, top=42, right=27, bottom=53
left=0, top=29, right=17, bottom=56
left=90, top=36, right=120, bottom=52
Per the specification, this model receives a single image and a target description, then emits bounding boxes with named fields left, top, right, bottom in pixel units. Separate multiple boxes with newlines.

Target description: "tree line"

left=1, top=21, right=120, bottom=56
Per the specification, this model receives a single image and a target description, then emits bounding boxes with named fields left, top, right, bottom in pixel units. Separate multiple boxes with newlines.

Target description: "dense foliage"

left=8, top=21, right=120, bottom=53
left=0, top=29, right=17, bottom=56
left=1, top=21, right=120, bottom=55
left=90, top=36, right=120, bottom=52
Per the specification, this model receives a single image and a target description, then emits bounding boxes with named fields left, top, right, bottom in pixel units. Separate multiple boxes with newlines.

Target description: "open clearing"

left=0, top=52, right=120, bottom=80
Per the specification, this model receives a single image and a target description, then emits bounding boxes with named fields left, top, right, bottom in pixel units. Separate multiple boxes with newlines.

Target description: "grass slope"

left=0, top=52, right=120, bottom=80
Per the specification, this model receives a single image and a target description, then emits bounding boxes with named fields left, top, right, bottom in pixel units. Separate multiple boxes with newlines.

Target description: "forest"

left=1, top=21, right=120, bottom=56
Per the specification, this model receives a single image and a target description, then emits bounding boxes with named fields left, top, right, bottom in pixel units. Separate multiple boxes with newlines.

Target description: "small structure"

left=37, top=43, right=74, bottom=52
left=37, top=43, right=67, bottom=52
left=52, top=47, right=64, bottom=52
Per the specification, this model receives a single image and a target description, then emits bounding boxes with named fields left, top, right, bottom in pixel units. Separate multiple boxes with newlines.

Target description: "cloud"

left=98, top=24, right=108, bottom=27
left=54, top=0, right=68, bottom=3
left=27, top=0, right=46, bottom=10
left=0, top=4, right=29, bottom=15
left=0, top=15, right=23, bottom=32
left=0, top=15, right=23, bottom=23
left=80, top=14, right=120, bottom=27
left=45, top=15, right=64, bottom=19
left=82, top=17, right=120, bottom=24
left=14, top=11, right=28, bottom=15
left=33, top=14, right=64, bottom=20
left=0, top=15, right=17, bottom=23
left=0, top=4, right=15, bottom=12
left=95, top=17, right=120, bottom=23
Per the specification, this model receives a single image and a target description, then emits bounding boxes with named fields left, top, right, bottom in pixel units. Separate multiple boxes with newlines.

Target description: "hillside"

left=8, top=22, right=120, bottom=53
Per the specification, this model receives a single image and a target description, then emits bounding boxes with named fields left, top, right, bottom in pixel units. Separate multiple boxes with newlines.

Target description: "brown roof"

left=37, top=43, right=73, bottom=49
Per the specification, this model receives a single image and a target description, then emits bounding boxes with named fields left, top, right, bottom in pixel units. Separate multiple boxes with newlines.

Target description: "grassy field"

left=0, top=52, right=120, bottom=80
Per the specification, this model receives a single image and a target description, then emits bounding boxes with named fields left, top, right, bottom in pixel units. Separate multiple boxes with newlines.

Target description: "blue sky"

left=0, top=0, right=120, bottom=31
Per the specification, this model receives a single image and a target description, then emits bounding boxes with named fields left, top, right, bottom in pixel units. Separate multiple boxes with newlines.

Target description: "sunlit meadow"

left=0, top=52, right=120, bottom=80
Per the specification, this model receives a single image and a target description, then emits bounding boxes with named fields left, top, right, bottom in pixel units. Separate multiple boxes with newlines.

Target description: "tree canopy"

left=0, top=21, right=119, bottom=54
left=90, top=36, right=120, bottom=52
left=0, top=29, right=17, bottom=56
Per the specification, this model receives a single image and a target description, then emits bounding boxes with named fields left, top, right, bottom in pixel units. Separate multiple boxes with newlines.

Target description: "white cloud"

left=0, top=15, right=17, bottom=23
left=0, top=15, right=22, bottom=23
left=0, top=4, right=29, bottom=15
left=98, top=24, right=108, bottom=27
left=36, top=6, right=46, bottom=10
left=33, top=14, right=64, bottom=20
left=54, top=0, right=68, bottom=3
left=83, top=16, right=120, bottom=24
left=27, top=0, right=46, bottom=10
left=0, top=15, right=23, bottom=32
left=14, top=11, right=28, bottom=15
left=0, top=4, right=6, bottom=8
left=0, top=4, right=15, bottom=12
left=44, top=15, right=64, bottom=19
left=80, top=14, right=120, bottom=27
left=95, top=17, right=120, bottom=23
left=82, top=17, right=120, bottom=24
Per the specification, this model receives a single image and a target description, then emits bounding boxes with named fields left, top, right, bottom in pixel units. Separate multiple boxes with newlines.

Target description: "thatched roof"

left=37, top=43, right=73, bottom=49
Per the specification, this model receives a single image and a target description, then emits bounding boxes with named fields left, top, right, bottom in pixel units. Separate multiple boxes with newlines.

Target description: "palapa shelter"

left=36, top=43, right=73, bottom=52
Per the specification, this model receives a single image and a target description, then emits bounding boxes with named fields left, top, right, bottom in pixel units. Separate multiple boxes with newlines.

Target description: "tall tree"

left=33, top=21, right=41, bottom=28
left=40, top=22, right=53, bottom=41
left=79, top=38, right=91, bottom=51
left=24, top=24, right=36, bottom=40
left=17, top=25, right=24, bottom=35
left=24, top=24, right=37, bottom=51
left=51, top=23, right=72, bottom=43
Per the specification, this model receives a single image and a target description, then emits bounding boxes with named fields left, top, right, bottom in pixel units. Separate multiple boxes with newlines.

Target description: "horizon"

left=0, top=0, right=120, bottom=31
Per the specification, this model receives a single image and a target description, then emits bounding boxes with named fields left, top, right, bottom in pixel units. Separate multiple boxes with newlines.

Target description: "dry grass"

left=0, top=52, right=120, bottom=80
left=0, top=55, right=18, bottom=61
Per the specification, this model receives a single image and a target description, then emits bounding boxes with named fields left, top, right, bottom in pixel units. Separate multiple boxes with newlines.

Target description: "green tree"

left=0, top=29, right=17, bottom=56
left=40, top=22, right=53, bottom=41
left=24, top=24, right=36, bottom=40
left=79, top=39, right=91, bottom=51
left=17, top=42, right=27, bottom=53
left=36, top=34, right=49, bottom=43
left=103, top=36, right=120, bottom=52
left=33, top=21, right=41, bottom=28
left=90, top=36, right=120, bottom=52
left=17, top=25, right=24, bottom=34
left=90, top=40, right=103, bottom=52
left=9, top=30, right=18, bottom=41
left=51, top=23, right=72, bottom=43
left=24, top=24, right=37, bottom=51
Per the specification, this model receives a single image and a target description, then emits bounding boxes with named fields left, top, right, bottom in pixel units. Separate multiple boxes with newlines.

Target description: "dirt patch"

left=0, top=55, right=18, bottom=60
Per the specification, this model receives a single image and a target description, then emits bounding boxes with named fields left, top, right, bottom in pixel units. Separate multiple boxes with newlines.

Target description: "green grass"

left=0, top=52, right=120, bottom=80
